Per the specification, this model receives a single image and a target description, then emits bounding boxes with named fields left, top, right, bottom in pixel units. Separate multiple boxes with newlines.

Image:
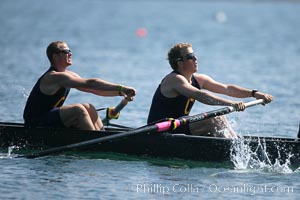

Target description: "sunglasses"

left=58, top=49, right=72, bottom=54
left=176, top=53, right=196, bottom=61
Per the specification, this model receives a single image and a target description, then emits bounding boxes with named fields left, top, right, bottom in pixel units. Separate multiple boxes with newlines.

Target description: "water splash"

left=230, top=137, right=295, bottom=173
left=0, top=146, right=20, bottom=159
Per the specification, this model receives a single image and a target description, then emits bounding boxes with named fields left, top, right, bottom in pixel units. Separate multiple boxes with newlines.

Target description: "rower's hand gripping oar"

left=17, top=99, right=265, bottom=159
left=102, top=98, right=128, bottom=126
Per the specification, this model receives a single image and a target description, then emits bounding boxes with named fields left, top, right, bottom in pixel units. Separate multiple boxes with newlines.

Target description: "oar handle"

left=229, top=99, right=265, bottom=112
left=244, top=99, right=265, bottom=108
left=112, top=98, right=128, bottom=115
left=102, top=98, right=128, bottom=125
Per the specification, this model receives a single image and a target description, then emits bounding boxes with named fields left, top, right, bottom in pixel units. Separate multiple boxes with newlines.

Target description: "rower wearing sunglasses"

left=23, top=41, right=136, bottom=131
left=147, top=42, right=273, bottom=138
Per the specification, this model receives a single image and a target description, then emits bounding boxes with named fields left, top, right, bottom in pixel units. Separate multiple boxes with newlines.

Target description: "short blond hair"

left=46, top=41, right=66, bottom=65
left=167, top=43, right=192, bottom=70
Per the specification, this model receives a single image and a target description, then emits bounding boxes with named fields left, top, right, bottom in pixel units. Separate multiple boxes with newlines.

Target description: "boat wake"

left=230, top=137, right=298, bottom=173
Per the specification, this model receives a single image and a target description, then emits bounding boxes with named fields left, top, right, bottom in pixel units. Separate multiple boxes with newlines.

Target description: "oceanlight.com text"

left=135, top=183, right=294, bottom=196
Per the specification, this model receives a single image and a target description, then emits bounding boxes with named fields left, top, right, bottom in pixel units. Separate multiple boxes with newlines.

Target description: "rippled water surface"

left=0, top=0, right=299, bottom=199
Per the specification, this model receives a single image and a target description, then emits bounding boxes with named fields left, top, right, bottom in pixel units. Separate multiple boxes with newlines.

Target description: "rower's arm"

left=49, top=71, right=136, bottom=98
left=77, top=78, right=121, bottom=96
left=197, top=74, right=273, bottom=103
left=172, top=74, right=236, bottom=106
left=196, top=74, right=250, bottom=97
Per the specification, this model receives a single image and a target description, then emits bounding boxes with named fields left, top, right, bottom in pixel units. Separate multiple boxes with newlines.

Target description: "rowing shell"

left=0, top=122, right=299, bottom=165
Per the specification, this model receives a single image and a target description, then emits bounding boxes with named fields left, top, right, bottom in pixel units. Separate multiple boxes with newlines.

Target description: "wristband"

left=118, top=85, right=124, bottom=96
left=251, top=89, right=258, bottom=97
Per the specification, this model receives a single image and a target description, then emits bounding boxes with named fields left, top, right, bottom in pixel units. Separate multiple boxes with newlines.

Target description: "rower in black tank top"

left=147, top=71, right=200, bottom=134
left=23, top=67, right=70, bottom=127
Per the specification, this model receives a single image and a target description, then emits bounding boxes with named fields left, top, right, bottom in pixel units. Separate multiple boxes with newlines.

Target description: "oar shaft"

left=152, top=107, right=233, bottom=132
left=19, top=123, right=158, bottom=159
left=97, top=98, right=128, bottom=113
left=183, top=99, right=265, bottom=124
left=156, top=99, right=266, bottom=130
left=112, top=98, right=128, bottom=115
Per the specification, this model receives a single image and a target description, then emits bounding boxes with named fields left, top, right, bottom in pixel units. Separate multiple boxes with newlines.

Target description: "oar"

left=17, top=99, right=264, bottom=159
left=102, top=98, right=128, bottom=126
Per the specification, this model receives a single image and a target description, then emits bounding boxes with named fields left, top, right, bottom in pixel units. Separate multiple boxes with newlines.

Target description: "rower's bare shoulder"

left=161, top=73, right=182, bottom=97
left=66, top=70, right=81, bottom=78
left=48, top=70, right=80, bottom=80
left=169, top=72, right=188, bottom=82
left=194, top=73, right=211, bottom=80
left=193, top=73, right=208, bottom=84
left=40, top=72, right=63, bottom=95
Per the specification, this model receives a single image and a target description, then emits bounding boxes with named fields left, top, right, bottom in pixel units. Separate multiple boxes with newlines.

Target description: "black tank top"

left=147, top=72, right=200, bottom=124
left=23, top=67, right=70, bottom=125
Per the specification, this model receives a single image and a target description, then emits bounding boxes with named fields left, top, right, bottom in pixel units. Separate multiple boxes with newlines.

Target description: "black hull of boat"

left=0, top=122, right=299, bottom=165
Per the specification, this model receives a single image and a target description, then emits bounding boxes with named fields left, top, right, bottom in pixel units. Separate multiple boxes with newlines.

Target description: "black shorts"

left=26, top=108, right=65, bottom=128
left=42, top=107, right=65, bottom=128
